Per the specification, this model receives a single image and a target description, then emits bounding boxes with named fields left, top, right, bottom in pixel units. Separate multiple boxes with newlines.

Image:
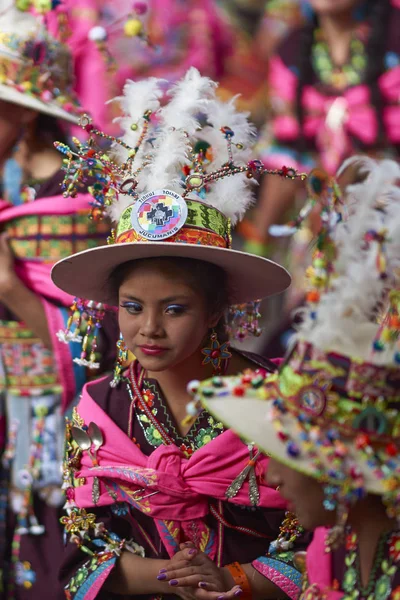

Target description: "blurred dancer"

left=242, top=0, right=400, bottom=254
left=0, top=2, right=117, bottom=597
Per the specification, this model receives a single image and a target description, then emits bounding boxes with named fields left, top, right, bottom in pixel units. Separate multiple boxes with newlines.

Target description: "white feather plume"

left=109, top=78, right=163, bottom=162
left=103, top=68, right=260, bottom=224
left=137, top=68, right=216, bottom=192
left=198, top=95, right=256, bottom=219
left=296, top=157, right=400, bottom=364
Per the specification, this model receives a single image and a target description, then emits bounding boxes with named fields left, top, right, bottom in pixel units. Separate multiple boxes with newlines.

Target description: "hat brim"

left=0, top=84, right=80, bottom=124
left=202, top=393, right=384, bottom=495
left=51, top=242, right=291, bottom=305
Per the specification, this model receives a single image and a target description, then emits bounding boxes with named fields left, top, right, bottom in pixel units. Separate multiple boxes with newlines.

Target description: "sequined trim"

left=252, top=556, right=302, bottom=600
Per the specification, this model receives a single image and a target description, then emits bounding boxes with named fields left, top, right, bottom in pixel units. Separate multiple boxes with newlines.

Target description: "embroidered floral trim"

left=135, top=379, right=224, bottom=457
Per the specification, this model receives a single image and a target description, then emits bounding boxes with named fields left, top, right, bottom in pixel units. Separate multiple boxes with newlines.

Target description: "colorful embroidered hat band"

left=114, top=197, right=230, bottom=249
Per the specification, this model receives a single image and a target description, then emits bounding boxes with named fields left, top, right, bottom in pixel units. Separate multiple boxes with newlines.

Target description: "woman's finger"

left=160, top=564, right=209, bottom=581
left=161, top=572, right=214, bottom=588
left=195, top=585, right=243, bottom=600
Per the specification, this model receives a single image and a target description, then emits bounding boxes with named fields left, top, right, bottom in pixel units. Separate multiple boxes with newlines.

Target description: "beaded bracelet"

left=225, top=562, right=252, bottom=600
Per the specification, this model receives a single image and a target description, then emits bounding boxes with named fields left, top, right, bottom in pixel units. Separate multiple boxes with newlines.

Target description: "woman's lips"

left=138, top=345, right=168, bottom=356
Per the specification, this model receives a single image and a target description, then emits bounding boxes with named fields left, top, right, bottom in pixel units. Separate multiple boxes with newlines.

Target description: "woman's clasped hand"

left=157, top=544, right=242, bottom=600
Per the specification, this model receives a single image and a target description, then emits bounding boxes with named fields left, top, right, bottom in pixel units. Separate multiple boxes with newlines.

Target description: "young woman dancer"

left=51, top=69, right=309, bottom=599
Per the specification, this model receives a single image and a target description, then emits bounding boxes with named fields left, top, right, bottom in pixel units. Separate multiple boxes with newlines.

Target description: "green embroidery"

left=135, top=381, right=224, bottom=455
left=117, top=199, right=228, bottom=238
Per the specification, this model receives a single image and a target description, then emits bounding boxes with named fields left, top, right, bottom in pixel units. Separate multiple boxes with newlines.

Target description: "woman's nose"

left=139, top=310, right=163, bottom=338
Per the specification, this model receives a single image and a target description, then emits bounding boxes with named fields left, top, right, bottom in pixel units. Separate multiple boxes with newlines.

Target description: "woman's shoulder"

left=84, top=374, right=132, bottom=430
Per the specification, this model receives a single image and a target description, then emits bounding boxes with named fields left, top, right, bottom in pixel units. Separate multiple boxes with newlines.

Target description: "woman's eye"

left=120, top=302, right=142, bottom=315
left=165, top=305, right=186, bottom=315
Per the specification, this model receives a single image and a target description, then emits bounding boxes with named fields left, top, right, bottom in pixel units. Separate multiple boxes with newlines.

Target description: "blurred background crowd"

left=0, top=0, right=399, bottom=596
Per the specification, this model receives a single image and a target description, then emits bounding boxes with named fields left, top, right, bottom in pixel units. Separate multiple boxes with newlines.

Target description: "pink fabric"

left=42, top=298, right=76, bottom=411
left=269, top=57, right=400, bottom=173
left=73, top=379, right=287, bottom=556
left=303, top=527, right=343, bottom=599
left=0, top=193, right=93, bottom=409
left=46, top=0, right=116, bottom=133
left=0, top=194, right=91, bottom=305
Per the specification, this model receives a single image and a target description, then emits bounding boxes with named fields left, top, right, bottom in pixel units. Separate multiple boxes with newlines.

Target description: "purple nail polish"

left=159, top=569, right=167, bottom=574
left=157, top=574, right=167, bottom=581
left=218, top=595, right=226, bottom=600
left=234, top=589, right=243, bottom=597
left=188, top=548, right=197, bottom=555
left=169, top=580, right=179, bottom=587
left=199, top=582, right=207, bottom=589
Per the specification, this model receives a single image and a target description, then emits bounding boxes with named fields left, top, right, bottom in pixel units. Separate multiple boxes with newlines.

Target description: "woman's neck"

left=319, top=12, right=356, bottom=66
left=348, top=496, right=397, bottom=588
left=147, top=349, right=214, bottom=407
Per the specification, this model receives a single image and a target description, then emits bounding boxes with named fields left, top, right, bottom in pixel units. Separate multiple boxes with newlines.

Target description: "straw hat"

left=0, top=1, right=81, bottom=123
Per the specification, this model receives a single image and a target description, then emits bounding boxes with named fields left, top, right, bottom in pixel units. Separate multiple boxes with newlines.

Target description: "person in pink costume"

left=241, top=0, right=400, bottom=255
left=0, top=2, right=117, bottom=596
left=195, top=157, right=400, bottom=600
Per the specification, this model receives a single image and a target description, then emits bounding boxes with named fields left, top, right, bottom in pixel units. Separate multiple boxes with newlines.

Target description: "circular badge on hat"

left=131, top=189, right=188, bottom=240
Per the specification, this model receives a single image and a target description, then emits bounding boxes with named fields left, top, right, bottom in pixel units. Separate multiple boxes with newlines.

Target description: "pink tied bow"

left=270, top=57, right=400, bottom=174
left=73, top=379, right=286, bottom=558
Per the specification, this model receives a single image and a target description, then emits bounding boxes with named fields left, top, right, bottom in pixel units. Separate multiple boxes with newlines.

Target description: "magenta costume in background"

left=61, top=357, right=307, bottom=600
left=261, top=2, right=400, bottom=174
left=0, top=174, right=116, bottom=598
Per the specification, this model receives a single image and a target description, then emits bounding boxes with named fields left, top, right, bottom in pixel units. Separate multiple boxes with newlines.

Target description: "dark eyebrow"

left=119, top=294, right=191, bottom=303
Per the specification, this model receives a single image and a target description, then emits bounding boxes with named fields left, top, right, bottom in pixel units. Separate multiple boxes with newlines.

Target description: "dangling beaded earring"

left=201, top=329, right=232, bottom=374
left=325, top=497, right=349, bottom=551
left=110, top=333, right=129, bottom=388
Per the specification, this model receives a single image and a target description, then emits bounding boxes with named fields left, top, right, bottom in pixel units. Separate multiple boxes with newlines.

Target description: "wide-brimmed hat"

left=194, top=157, right=400, bottom=507
left=51, top=69, right=305, bottom=306
left=0, top=1, right=81, bottom=123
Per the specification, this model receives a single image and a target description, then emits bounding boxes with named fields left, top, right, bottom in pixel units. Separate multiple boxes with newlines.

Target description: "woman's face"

left=308, top=0, right=360, bottom=16
left=118, top=260, right=216, bottom=372
left=0, top=100, right=35, bottom=159
left=267, top=458, right=336, bottom=530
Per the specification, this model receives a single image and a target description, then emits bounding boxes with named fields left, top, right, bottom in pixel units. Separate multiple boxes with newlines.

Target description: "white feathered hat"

left=0, top=0, right=81, bottom=123
left=51, top=68, right=305, bottom=305
left=196, top=157, right=400, bottom=509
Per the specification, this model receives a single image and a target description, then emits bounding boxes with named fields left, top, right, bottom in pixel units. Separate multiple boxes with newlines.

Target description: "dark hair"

left=110, top=256, right=232, bottom=336
left=35, top=112, right=69, bottom=147
left=295, top=0, right=392, bottom=149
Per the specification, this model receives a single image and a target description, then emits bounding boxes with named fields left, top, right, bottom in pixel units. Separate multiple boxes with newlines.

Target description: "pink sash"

left=73, top=378, right=287, bottom=558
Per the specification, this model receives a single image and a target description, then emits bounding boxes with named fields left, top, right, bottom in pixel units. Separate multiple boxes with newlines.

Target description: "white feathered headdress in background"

left=293, top=157, right=400, bottom=365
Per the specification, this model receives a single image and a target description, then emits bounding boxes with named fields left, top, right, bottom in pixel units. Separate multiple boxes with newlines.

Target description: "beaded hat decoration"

left=193, top=157, right=400, bottom=524
left=51, top=68, right=305, bottom=319
left=0, top=0, right=83, bottom=122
